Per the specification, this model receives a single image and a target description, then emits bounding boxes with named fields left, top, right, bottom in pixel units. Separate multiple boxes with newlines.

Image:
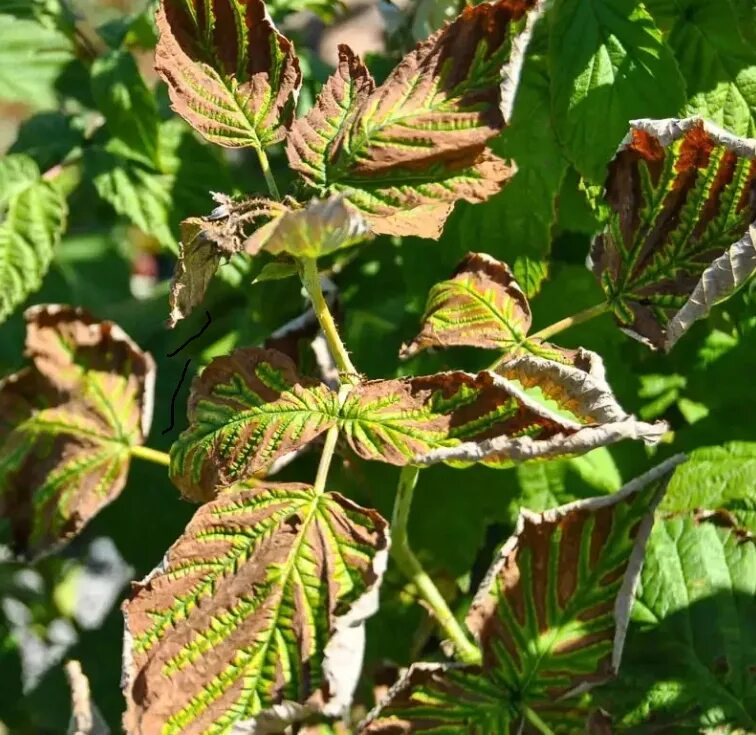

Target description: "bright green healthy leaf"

left=362, top=458, right=681, bottom=733
left=549, top=0, right=685, bottom=182
left=91, top=50, right=160, bottom=167
left=170, top=347, right=664, bottom=502
left=596, top=514, right=756, bottom=732
left=0, top=155, right=67, bottom=324
left=591, top=117, right=756, bottom=350
left=154, top=0, right=302, bottom=149
left=123, top=482, right=388, bottom=733
left=0, top=305, right=155, bottom=559
left=662, top=442, right=756, bottom=532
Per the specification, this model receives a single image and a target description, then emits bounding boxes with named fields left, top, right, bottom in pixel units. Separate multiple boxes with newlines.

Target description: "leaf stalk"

left=254, top=147, right=281, bottom=200
left=391, top=466, right=482, bottom=665
left=523, top=706, right=556, bottom=735
left=529, top=301, right=610, bottom=342
left=130, top=445, right=171, bottom=467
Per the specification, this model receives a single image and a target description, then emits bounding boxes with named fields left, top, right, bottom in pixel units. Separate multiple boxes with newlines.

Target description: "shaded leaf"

left=155, top=0, right=302, bottom=149
left=0, top=155, right=67, bottom=324
left=595, top=514, right=756, bottom=732
left=0, top=305, right=155, bottom=559
left=661, top=442, right=756, bottom=533
left=591, top=117, right=756, bottom=350
left=170, top=347, right=663, bottom=502
left=361, top=457, right=682, bottom=733
left=549, top=0, right=685, bottom=182
left=123, top=482, right=388, bottom=733
left=287, top=0, right=543, bottom=237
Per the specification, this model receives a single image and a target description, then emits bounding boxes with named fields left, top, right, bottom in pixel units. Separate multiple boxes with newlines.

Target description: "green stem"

left=529, top=302, right=610, bottom=342
left=130, top=445, right=170, bottom=467
left=391, top=467, right=482, bottom=665
left=523, top=706, right=556, bottom=735
left=255, top=146, right=281, bottom=200
left=300, top=258, right=358, bottom=381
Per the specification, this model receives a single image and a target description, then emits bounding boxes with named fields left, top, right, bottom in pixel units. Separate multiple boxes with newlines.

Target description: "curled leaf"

left=155, top=0, right=301, bottom=148
left=361, top=457, right=683, bottom=733
left=0, top=306, right=155, bottom=559
left=123, top=482, right=388, bottom=734
left=287, top=0, right=544, bottom=237
left=591, top=117, right=756, bottom=350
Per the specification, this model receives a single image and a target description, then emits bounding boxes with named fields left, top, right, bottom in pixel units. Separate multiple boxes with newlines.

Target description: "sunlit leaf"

left=595, top=513, right=756, bottom=732
left=287, top=0, right=543, bottom=237
left=123, top=482, right=388, bottom=733
left=362, top=458, right=682, bottom=733
left=0, top=154, right=67, bottom=324
left=591, top=117, right=756, bottom=350
left=170, top=347, right=663, bottom=502
left=0, top=305, right=155, bottom=559
left=155, top=0, right=302, bottom=149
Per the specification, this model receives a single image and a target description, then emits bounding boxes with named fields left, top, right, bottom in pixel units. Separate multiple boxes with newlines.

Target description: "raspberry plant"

left=0, top=0, right=755, bottom=733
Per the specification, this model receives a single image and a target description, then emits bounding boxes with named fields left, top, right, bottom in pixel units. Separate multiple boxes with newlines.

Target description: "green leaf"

left=455, top=50, right=568, bottom=297
left=591, top=117, right=756, bottom=350
left=0, top=12, right=74, bottom=111
left=596, top=514, right=756, bottom=732
left=549, top=0, right=685, bottom=182
left=362, top=458, right=681, bottom=733
left=0, top=305, right=155, bottom=559
left=154, top=0, right=302, bottom=149
left=661, top=443, right=756, bottom=532
left=91, top=50, right=160, bottom=167
left=0, top=156, right=67, bottom=324
left=123, top=482, right=388, bottom=733
left=286, top=0, right=542, bottom=237
left=170, top=346, right=664, bottom=502
left=252, top=260, right=298, bottom=284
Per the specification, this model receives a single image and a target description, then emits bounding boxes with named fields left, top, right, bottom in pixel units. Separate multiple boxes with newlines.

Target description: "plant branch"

left=255, top=146, right=281, bottom=200
left=130, top=445, right=171, bottom=467
left=529, top=302, right=610, bottom=342
left=391, top=466, right=482, bottom=665
left=300, top=258, right=359, bottom=381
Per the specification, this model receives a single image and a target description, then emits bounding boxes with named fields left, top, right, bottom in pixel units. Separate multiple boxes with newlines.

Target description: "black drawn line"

left=162, top=358, right=191, bottom=435
left=167, top=311, right=212, bottom=357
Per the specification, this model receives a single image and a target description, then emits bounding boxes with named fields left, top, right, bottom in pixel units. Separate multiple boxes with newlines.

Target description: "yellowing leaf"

left=0, top=305, right=155, bottom=559
left=123, top=482, right=388, bottom=733
left=155, top=0, right=302, bottom=149
left=286, top=0, right=543, bottom=238
left=592, top=117, right=756, bottom=350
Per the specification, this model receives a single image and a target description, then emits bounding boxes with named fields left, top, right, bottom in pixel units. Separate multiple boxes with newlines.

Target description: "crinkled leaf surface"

left=123, top=482, right=388, bottom=734
left=400, top=252, right=586, bottom=364
left=549, top=0, right=685, bottom=182
left=361, top=458, right=680, bottom=733
left=170, top=348, right=663, bottom=502
left=286, top=0, right=541, bottom=236
left=595, top=514, right=756, bottom=732
left=0, top=154, right=67, bottom=324
left=155, top=0, right=301, bottom=149
left=0, top=305, right=155, bottom=559
left=592, top=118, right=756, bottom=350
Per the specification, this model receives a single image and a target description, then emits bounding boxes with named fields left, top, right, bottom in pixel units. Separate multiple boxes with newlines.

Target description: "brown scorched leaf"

left=400, top=252, right=585, bottom=364
left=155, top=0, right=301, bottom=149
left=123, top=482, right=388, bottom=734
left=286, top=1, right=544, bottom=237
left=170, top=347, right=663, bottom=502
left=0, top=305, right=155, bottom=558
left=361, top=456, right=683, bottom=733
left=592, top=117, right=756, bottom=350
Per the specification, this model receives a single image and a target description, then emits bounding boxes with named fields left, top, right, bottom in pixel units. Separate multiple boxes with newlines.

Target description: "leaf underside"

left=123, top=482, right=388, bottom=734
left=592, top=117, right=756, bottom=351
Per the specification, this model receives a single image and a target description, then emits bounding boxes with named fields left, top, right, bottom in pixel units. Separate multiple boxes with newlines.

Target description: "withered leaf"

left=155, top=0, right=301, bottom=149
left=361, top=457, right=683, bottom=733
left=170, top=347, right=663, bottom=502
left=592, top=117, right=756, bottom=350
left=287, top=1, right=543, bottom=238
left=0, top=305, right=155, bottom=559
left=123, top=482, right=388, bottom=734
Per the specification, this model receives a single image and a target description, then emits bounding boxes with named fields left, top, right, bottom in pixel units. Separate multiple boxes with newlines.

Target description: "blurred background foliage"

left=0, top=0, right=754, bottom=731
